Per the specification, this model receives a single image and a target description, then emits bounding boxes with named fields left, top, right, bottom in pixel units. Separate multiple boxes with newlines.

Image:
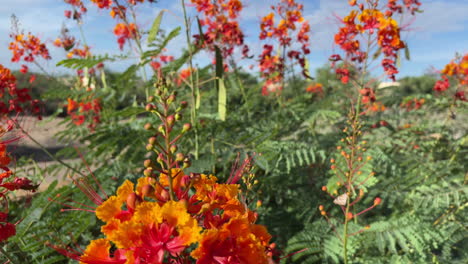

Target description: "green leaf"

left=218, top=78, right=227, bottom=121
left=142, top=27, right=181, bottom=60
left=147, top=10, right=165, bottom=44
left=215, top=45, right=226, bottom=120
left=56, top=56, right=112, bottom=69
left=161, top=45, right=200, bottom=74
left=303, top=58, right=313, bottom=80
left=404, top=45, right=411, bottom=61
left=215, top=45, right=224, bottom=85
left=196, top=16, right=206, bottom=46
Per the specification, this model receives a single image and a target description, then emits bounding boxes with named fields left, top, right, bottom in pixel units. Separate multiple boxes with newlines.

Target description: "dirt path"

left=7, top=116, right=78, bottom=197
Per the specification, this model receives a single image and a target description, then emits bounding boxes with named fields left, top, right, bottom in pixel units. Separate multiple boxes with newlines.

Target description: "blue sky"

left=1, top=0, right=467, bottom=80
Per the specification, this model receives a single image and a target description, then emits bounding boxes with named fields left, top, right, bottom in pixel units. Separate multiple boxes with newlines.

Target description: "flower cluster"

left=53, top=26, right=91, bottom=60
left=359, top=87, right=385, bottom=113
left=0, top=64, right=41, bottom=116
left=9, top=32, right=51, bottom=74
left=114, top=22, right=138, bottom=50
left=52, top=80, right=274, bottom=263
left=0, top=120, right=37, bottom=243
left=305, top=82, right=324, bottom=95
left=66, top=97, right=102, bottom=131
left=259, top=0, right=311, bottom=95
left=190, top=0, right=249, bottom=59
left=64, top=0, right=88, bottom=21
left=434, top=53, right=468, bottom=102
left=86, top=0, right=156, bottom=50
left=400, top=97, right=425, bottom=111
left=62, top=171, right=272, bottom=264
left=331, top=0, right=416, bottom=83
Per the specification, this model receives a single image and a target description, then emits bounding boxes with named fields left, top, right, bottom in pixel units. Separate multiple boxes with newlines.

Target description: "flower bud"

left=143, top=168, right=152, bottom=177
left=157, top=153, right=164, bottom=164
left=146, top=144, right=153, bottom=151
left=160, top=189, right=169, bottom=201
left=183, top=157, right=191, bottom=168
left=167, top=115, right=175, bottom=126
left=180, top=101, right=188, bottom=109
left=182, top=123, right=192, bottom=133
left=380, top=120, right=389, bottom=127
left=144, top=123, right=153, bottom=130
left=145, top=104, right=155, bottom=111
left=143, top=159, right=152, bottom=168
left=158, top=124, right=165, bottom=134
left=126, top=193, right=142, bottom=211
left=167, top=94, right=176, bottom=104
left=373, top=197, right=382, bottom=206
left=321, top=186, right=327, bottom=192
left=175, top=153, right=185, bottom=161
left=148, top=96, right=155, bottom=102
left=175, top=113, right=182, bottom=121
left=318, top=205, right=324, bottom=211
left=141, top=184, right=155, bottom=198
left=346, top=212, right=353, bottom=220
left=170, top=145, right=177, bottom=153
left=148, top=136, right=157, bottom=145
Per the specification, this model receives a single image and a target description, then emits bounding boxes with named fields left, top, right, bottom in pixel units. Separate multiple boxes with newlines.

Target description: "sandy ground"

left=7, top=116, right=78, bottom=197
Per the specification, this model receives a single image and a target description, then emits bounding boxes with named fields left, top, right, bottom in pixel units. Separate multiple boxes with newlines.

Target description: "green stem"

left=181, top=0, right=199, bottom=159
left=163, top=104, right=176, bottom=201
left=343, top=202, right=350, bottom=264
left=0, top=244, right=18, bottom=264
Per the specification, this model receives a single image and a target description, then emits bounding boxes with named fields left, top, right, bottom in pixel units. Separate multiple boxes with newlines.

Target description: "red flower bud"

left=374, top=197, right=382, bottom=206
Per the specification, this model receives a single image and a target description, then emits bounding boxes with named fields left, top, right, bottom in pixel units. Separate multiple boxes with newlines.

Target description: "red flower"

left=0, top=222, right=16, bottom=243
left=434, top=76, right=450, bottom=92
left=113, top=23, right=137, bottom=50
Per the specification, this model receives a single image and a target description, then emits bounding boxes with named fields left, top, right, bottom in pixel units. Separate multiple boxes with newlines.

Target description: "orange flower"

left=192, top=216, right=271, bottom=264
left=113, top=23, right=137, bottom=50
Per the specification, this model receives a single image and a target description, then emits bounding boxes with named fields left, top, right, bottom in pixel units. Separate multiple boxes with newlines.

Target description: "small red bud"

left=144, top=123, right=153, bottom=130
left=143, top=159, right=152, bottom=167
left=175, top=153, right=184, bottom=161
left=157, top=153, right=164, bottom=163
left=374, top=197, right=382, bottom=206
left=167, top=94, right=176, bottom=104
left=321, top=186, right=327, bottom=191
left=148, top=136, right=157, bottom=145
left=169, top=145, right=177, bottom=153
left=182, top=123, right=192, bottom=133
left=180, top=101, right=188, bottom=109
left=167, top=115, right=175, bottom=126
left=143, top=168, right=152, bottom=177
left=145, top=104, right=155, bottom=111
